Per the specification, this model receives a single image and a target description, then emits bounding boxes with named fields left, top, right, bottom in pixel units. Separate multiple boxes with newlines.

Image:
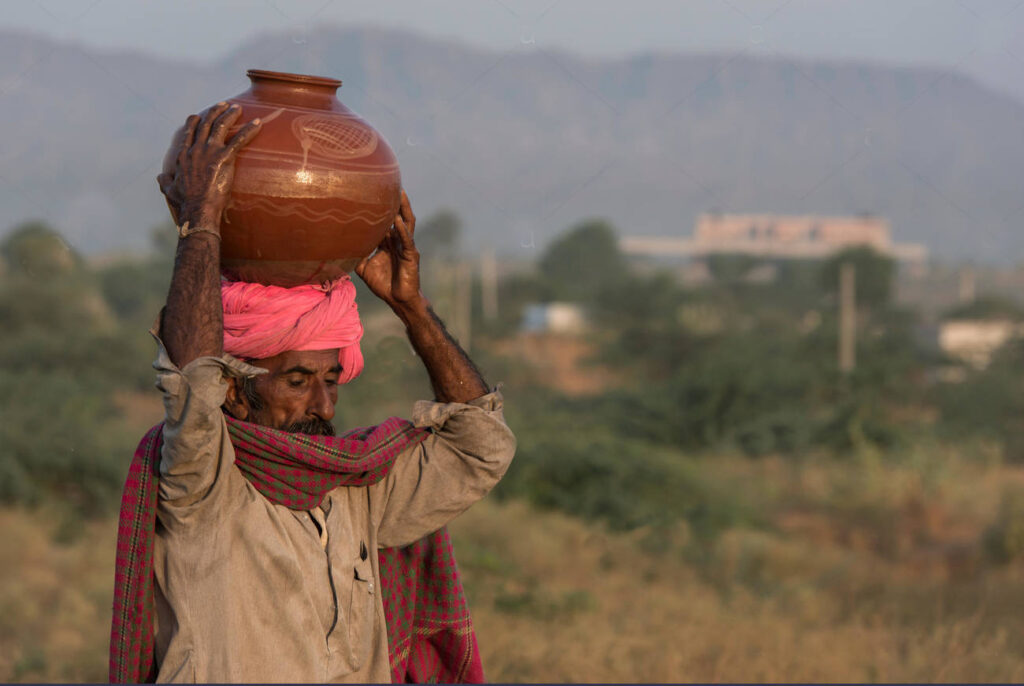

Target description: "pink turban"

left=221, top=276, right=364, bottom=384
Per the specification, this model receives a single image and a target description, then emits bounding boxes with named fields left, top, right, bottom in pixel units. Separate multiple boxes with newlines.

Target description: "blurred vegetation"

left=537, top=218, right=627, bottom=303
left=477, top=228, right=933, bottom=542
left=415, top=207, right=462, bottom=261
left=468, top=219, right=1024, bottom=552
left=936, top=338, right=1024, bottom=462
left=0, top=210, right=1021, bottom=541
left=0, top=221, right=172, bottom=516
left=944, top=293, right=1024, bottom=321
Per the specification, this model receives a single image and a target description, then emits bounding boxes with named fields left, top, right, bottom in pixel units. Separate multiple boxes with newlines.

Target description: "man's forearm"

left=395, top=296, right=487, bottom=404
left=163, top=209, right=223, bottom=368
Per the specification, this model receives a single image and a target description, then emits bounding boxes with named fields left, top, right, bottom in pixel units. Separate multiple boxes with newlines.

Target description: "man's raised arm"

left=151, top=103, right=262, bottom=512
left=355, top=190, right=488, bottom=403
left=157, top=102, right=262, bottom=368
left=357, top=191, right=514, bottom=547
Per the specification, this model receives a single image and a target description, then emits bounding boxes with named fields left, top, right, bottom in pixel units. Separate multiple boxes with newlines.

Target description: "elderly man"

left=109, top=102, right=516, bottom=683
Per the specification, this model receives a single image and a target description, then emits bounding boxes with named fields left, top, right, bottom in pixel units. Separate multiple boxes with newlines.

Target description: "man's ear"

left=223, top=376, right=249, bottom=421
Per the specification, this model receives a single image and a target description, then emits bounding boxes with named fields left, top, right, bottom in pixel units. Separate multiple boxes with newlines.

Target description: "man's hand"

left=157, top=101, right=262, bottom=230
left=355, top=190, right=425, bottom=319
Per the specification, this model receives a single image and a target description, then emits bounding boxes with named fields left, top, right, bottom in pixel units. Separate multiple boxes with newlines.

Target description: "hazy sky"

left=0, top=1, right=1006, bottom=55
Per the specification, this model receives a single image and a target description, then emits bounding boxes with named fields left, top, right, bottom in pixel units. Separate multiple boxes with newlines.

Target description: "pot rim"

left=246, top=69, right=341, bottom=89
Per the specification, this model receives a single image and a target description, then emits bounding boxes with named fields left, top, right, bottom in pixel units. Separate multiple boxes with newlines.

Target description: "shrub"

left=983, top=488, right=1024, bottom=565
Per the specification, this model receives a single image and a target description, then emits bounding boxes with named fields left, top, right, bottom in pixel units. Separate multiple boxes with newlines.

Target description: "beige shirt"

left=150, top=342, right=516, bottom=683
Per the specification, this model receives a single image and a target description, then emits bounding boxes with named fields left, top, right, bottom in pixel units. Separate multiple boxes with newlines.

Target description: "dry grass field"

left=456, top=453, right=1024, bottom=683
left=3, top=447, right=1024, bottom=683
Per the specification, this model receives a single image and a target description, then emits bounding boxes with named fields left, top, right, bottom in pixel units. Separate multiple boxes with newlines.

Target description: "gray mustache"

left=284, top=418, right=336, bottom=436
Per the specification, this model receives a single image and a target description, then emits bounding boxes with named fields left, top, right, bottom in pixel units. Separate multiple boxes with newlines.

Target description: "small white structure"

left=939, top=319, right=1024, bottom=369
left=520, top=302, right=588, bottom=334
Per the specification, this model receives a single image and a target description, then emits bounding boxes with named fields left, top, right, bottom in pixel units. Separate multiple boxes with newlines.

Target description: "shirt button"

left=368, top=582, right=374, bottom=593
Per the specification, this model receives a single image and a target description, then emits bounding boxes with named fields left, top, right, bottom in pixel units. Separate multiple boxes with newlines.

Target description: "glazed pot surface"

left=168, top=70, right=401, bottom=286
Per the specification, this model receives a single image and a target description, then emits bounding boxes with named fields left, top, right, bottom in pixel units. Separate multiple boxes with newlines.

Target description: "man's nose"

left=309, top=380, right=336, bottom=422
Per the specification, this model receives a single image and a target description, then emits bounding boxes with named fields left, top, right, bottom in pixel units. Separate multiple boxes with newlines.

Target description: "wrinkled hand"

left=356, top=190, right=424, bottom=314
left=157, top=101, right=262, bottom=229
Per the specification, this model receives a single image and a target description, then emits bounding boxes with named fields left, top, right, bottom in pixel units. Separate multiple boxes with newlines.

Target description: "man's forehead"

left=254, top=348, right=342, bottom=374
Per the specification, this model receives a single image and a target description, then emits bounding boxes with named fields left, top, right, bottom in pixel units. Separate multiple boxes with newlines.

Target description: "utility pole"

left=481, top=246, right=498, bottom=322
left=839, top=261, right=856, bottom=374
left=455, top=261, right=473, bottom=353
left=958, top=264, right=976, bottom=305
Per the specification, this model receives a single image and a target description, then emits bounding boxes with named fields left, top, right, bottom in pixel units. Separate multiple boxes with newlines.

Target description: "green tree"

left=944, top=294, right=1024, bottom=321
left=937, top=339, right=1024, bottom=461
left=416, top=209, right=462, bottom=261
left=97, top=223, right=176, bottom=324
left=706, top=254, right=758, bottom=283
left=592, top=271, right=697, bottom=378
left=538, top=218, right=626, bottom=302
left=820, top=246, right=895, bottom=309
left=1, top=221, right=80, bottom=277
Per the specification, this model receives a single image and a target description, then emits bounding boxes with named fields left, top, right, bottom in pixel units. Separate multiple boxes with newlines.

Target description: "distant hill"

left=1, top=26, right=1022, bottom=261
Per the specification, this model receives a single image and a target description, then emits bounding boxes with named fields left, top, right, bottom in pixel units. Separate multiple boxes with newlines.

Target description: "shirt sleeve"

left=371, top=388, right=517, bottom=548
left=150, top=322, right=266, bottom=520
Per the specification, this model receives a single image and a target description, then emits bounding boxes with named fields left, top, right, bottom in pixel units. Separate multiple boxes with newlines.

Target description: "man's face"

left=225, top=348, right=342, bottom=435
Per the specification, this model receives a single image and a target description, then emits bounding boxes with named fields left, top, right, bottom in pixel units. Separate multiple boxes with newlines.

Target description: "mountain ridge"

left=0, top=25, right=1021, bottom=262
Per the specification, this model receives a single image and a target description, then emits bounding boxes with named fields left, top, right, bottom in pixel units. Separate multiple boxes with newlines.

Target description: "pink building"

left=622, top=213, right=927, bottom=262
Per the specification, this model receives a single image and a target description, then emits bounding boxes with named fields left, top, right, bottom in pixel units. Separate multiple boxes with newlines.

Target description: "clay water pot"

left=166, top=70, right=401, bottom=286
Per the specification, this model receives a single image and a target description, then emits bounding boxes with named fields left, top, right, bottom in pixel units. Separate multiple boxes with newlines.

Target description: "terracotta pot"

left=166, top=69, right=401, bottom=286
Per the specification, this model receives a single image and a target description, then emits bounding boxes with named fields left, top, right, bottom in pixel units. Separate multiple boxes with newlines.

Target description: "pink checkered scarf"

left=109, top=416, right=485, bottom=683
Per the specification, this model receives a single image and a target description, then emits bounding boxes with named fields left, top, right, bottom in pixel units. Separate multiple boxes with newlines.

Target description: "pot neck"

left=246, top=70, right=340, bottom=110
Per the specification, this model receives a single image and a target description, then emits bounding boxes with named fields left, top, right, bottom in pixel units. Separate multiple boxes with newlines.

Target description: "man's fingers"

left=210, top=104, right=242, bottom=144
left=387, top=226, right=404, bottom=256
left=393, top=214, right=416, bottom=253
left=157, top=172, right=174, bottom=196
left=389, top=232, right=403, bottom=272
left=193, top=101, right=229, bottom=150
left=399, top=190, right=415, bottom=234
left=158, top=174, right=181, bottom=223
left=226, top=118, right=263, bottom=154
left=177, top=115, right=200, bottom=168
